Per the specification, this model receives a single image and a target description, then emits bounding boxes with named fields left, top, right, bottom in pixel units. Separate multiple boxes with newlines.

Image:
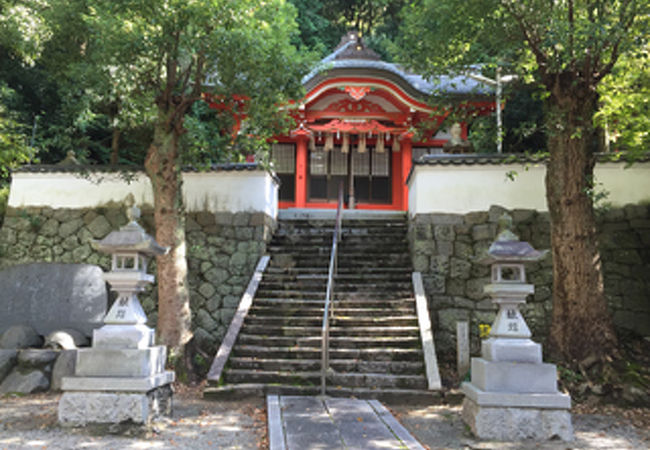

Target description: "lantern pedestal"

left=461, top=217, right=572, bottom=441
left=58, top=207, right=174, bottom=426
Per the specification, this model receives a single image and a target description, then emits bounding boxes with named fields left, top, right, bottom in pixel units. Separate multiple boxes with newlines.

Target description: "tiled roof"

left=414, top=153, right=647, bottom=166
left=302, top=36, right=493, bottom=97
left=14, top=162, right=267, bottom=174
left=414, top=154, right=546, bottom=166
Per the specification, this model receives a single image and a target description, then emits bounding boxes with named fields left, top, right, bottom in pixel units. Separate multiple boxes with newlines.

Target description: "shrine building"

left=269, top=31, right=495, bottom=211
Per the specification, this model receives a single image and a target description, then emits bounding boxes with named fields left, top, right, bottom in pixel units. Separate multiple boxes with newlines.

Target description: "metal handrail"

left=321, top=183, right=344, bottom=395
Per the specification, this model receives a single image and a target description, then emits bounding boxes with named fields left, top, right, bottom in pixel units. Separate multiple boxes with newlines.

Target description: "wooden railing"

left=321, top=183, right=344, bottom=396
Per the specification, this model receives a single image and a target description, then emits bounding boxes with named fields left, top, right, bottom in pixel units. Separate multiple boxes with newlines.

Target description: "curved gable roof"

left=302, top=33, right=493, bottom=99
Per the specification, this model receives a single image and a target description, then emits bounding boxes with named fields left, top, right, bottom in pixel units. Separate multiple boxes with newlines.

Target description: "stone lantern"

left=461, top=214, right=572, bottom=441
left=58, top=204, right=175, bottom=426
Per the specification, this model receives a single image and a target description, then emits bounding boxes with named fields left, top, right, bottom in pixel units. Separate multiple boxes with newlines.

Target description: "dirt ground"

left=1, top=385, right=648, bottom=449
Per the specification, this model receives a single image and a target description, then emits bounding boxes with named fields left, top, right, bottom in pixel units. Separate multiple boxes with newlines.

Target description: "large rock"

left=0, top=325, right=43, bottom=349
left=17, top=349, right=59, bottom=369
left=0, top=368, right=50, bottom=394
left=0, top=263, right=107, bottom=337
left=0, top=349, right=17, bottom=381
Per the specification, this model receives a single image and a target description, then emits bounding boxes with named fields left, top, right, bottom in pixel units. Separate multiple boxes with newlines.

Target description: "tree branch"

left=501, top=1, right=549, bottom=75
left=594, top=0, right=638, bottom=82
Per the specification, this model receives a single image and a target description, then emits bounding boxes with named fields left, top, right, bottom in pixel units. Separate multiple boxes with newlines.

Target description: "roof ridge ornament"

left=345, top=85, right=370, bottom=101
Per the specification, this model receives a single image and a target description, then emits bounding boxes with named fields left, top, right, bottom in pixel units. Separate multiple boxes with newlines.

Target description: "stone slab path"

left=267, top=395, right=424, bottom=450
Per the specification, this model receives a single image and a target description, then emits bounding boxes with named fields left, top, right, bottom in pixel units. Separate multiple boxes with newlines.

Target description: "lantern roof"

left=478, top=214, right=548, bottom=264
left=92, top=207, right=168, bottom=257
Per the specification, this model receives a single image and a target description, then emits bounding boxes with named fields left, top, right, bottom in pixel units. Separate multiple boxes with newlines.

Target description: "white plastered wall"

left=408, top=161, right=650, bottom=215
left=8, top=170, right=278, bottom=218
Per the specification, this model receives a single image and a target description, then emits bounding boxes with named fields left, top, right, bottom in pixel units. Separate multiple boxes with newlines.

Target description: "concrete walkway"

left=267, top=395, right=424, bottom=450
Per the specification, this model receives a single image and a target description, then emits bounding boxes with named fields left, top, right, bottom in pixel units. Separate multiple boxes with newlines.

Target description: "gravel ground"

left=0, top=388, right=267, bottom=450
left=390, top=401, right=650, bottom=450
left=1, top=389, right=648, bottom=450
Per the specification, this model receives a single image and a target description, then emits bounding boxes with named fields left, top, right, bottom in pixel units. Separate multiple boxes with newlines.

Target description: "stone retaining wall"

left=0, top=206, right=275, bottom=355
left=409, top=204, right=650, bottom=359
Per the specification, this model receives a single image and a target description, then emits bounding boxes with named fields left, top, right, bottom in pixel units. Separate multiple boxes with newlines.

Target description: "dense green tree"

left=80, top=0, right=308, bottom=355
left=396, top=0, right=648, bottom=365
left=0, top=83, right=32, bottom=177
left=289, top=0, right=406, bottom=58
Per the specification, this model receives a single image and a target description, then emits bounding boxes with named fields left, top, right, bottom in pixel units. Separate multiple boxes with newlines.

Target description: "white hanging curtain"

left=309, top=134, right=316, bottom=152
left=392, top=134, right=400, bottom=152
left=341, top=132, right=349, bottom=153
left=324, top=132, right=334, bottom=152
left=376, top=133, right=385, bottom=153
left=357, top=133, right=367, bottom=153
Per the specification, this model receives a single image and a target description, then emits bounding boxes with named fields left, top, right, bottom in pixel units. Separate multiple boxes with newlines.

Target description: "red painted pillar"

left=295, top=137, right=308, bottom=208
left=400, top=138, right=412, bottom=211
left=391, top=149, right=401, bottom=208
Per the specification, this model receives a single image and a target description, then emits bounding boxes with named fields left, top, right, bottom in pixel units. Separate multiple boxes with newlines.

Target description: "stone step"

left=261, top=273, right=412, bottom=282
left=264, top=267, right=411, bottom=275
left=244, top=315, right=418, bottom=327
left=281, top=252, right=410, bottom=259
left=257, top=280, right=414, bottom=291
left=255, top=289, right=414, bottom=299
left=276, top=221, right=407, bottom=230
left=253, top=298, right=416, bottom=308
left=236, top=334, right=421, bottom=348
left=268, top=243, right=409, bottom=252
left=272, top=237, right=407, bottom=247
left=204, top=384, right=444, bottom=403
left=223, top=369, right=427, bottom=390
left=249, top=306, right=416, bottom=317
left=269, top=259, right=411, bottom=269
left=232, top=345, right=424, bottom=361
left=270, top=237, right=409, bottom=246
left=228, top=357, right=424, bottom=374
left=267, top=249, right=409, bottom=259
left=239, top=324, right=420, bottom=337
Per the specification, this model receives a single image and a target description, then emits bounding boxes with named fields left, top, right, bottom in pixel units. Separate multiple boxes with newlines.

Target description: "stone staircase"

left=204, top=214, right=434, bottom=399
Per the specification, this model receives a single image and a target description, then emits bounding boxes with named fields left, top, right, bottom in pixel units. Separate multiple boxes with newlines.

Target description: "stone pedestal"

left=59, top=384, right=173, bottom=425
left=462, top=390, right=572, bottom=441
left=58, top=329, right=175, bottom=426
left=461, top=349, right=572, bottom=441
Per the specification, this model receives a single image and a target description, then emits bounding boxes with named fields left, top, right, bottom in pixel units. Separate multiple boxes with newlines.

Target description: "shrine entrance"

left=308, top=145, right=391, bottom=205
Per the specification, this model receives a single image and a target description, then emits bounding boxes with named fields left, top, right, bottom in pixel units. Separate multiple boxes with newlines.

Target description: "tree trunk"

left=144, top=108, right=192, bottom=356
left=110, top=128, right=121, bottom=165
left=544, top=73, right=618, bottom=365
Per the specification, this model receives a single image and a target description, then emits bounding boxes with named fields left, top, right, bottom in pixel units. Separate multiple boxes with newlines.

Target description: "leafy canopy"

left=83, top=0, right=309, bottom=159
left=395, top=0, right=648, bottom=154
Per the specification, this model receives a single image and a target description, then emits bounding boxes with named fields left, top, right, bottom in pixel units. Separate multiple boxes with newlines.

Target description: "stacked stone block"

left=0, top=206, right=275, bottom=356
left=409, top=204, right=650, bottom=358
left=185, top=211, right=275, bottom=351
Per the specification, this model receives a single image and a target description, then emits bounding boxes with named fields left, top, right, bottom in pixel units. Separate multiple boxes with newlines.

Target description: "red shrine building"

left=270, top=32, right=495, bottom=211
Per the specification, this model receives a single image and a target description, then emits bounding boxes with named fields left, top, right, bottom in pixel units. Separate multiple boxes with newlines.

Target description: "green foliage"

left=0, top=83, right=33, bottom=176
left=0, top=0, right=51, bottom=65
left=289, top=0, right=405, bottom=59
left=289, top=0, right=344, bottom=54
left=81, top=0, right=310, bottom=165
left=467, top=115, right=497, bottom=153
left=595, top=44, right=650, bottom=156
left=395, top=0, right=648, bottom=150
